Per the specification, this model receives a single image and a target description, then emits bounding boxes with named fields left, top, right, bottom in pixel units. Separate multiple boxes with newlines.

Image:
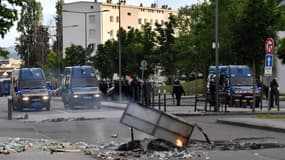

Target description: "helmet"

left=174, top=79, right=180, bottom=84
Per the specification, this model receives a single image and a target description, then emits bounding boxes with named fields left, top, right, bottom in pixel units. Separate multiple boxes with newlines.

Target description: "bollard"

left=131, top=127, right=134, bottom=142
left=8, top=97, right=12, bottom=120
left=158, top=90, right=161, bottom=110
left=194, top=95, right=197, bottom=112
left=152, top=88, right=155, bottom=108
left=163, top=90, right=166, bottom=112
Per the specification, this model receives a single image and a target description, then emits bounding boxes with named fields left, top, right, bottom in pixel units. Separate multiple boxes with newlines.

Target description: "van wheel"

left=19, top=105, right=24, bottom=112
left=11, top=101, right=17, bottom=111
left=63, top=100, right=69, bottom=109
left=46, top=104, right=51, bottom=111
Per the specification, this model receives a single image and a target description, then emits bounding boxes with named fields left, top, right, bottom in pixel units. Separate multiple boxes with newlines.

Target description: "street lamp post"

left=118, top=0, right=125, bottom=101
left=62, top=9, right=109, bottom=65
left=215, top=0, right=219, bottom=112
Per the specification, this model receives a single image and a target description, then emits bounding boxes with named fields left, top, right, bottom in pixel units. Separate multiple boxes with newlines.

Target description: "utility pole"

left=215, top=0, right=219, bottom=112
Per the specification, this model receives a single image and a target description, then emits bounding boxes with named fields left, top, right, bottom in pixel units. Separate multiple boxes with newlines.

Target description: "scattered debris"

left=147, top=139, right=179, bottom=151
left=39, top=117, right=104, bottom=123
left=15, top=113, right=29, bottom=120
left=111, top=134, right=118, bottom=138
left=117, top=140, right=141, bottom=151
left=120, top=103, right=194, bottom=147
left=0, top=136, right=283, bottom=159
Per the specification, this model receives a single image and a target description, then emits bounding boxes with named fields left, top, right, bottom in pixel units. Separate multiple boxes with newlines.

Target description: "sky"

left=0, top=0, right=199, bottom=47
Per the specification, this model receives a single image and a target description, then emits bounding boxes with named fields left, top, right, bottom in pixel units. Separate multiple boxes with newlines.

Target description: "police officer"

left=172, top=79, right=185, bottom=106
left=270, top=78, right=279, bottom=108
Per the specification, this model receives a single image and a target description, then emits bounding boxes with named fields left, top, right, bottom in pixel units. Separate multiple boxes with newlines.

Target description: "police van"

left=207, top=65, right=261, bottom=107
left=10, top=68, right=51, bottom=111
left=61, top=65, right=102, bottom=108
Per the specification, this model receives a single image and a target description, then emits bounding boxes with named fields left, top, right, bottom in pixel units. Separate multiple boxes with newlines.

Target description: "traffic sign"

left=265, top=54, right=273, bottom=67
left=265, top=38, right=274, bottom=54
left=264, top=67, right=272, bottom=76
left=141, top=60, right=147, bottom=67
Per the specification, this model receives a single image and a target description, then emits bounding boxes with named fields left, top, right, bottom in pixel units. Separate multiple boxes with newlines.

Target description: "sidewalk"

left=217, top=117, right=285, bottom=133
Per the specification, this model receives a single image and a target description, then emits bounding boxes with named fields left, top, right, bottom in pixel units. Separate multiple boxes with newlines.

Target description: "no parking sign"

left=265, top=38, right=274, bottom=54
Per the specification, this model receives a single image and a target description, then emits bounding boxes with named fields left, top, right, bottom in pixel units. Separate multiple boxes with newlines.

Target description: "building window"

left=89, top=15, right=95, bottom=24
left=128, top=26, right=131, bottom=29
left=89, top=29, right=96, bottom=39
left=138, top=18, right=142, bottom=24
left=161, top=20, right=164, bottom=25
left=144, top=18, right=147, bottom=24
left=116, top=16, right=119, bottom=23
left=90, top=5, right=94, bottom=9
left=150, top=19, right=153, bottom=25
left=109, top=30, right=114, bottom=37
left=127, top=12, right=131, bottom=16
left=155, top=19, right=158, bottom=24
left=110, top=16, right=114, bottom=22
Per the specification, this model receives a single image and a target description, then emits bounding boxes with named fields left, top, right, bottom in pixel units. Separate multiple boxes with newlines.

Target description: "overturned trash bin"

left=120, top=103, right=194, bottom=147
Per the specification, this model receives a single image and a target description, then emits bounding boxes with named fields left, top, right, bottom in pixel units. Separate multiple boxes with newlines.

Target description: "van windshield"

left=71, top=78, right=98, bottom=87
left=231, top=77, right=253, bottom=86
left=72, top=67, right=97, bottom=78
left=70, top=67, right=98, bottom=87
left=20, top=80, right=47, bottom=89
left=20, top=69, right=45, bottom=80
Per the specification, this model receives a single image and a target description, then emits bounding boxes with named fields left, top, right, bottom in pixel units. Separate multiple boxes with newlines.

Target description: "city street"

left=0, top=96, right=285, bottom=159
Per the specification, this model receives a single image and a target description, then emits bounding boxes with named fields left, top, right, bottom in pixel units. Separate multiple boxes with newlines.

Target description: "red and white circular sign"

left=265, top=38, right=274, bottom=54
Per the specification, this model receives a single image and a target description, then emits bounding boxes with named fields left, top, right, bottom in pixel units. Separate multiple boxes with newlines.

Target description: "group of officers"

left=99, top=77, right=186, bottom=107
left=208, top=76, right=279, bottom=108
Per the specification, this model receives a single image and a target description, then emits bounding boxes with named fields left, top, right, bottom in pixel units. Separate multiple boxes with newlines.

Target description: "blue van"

left=10, top=68, right=51, bottom=111
left=207, top=65, right=261, bottom=107
left=61, top=65, right=102, bottom=108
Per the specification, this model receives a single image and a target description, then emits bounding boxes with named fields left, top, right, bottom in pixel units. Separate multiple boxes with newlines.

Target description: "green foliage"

left=15, top=0, right=43, bottom=66
left=52, top=0, right=64, bottom=57
left=63, top=44, right=86, bottom=66
left=277, top=38, right=285, bottom=64
left=256, top=115, right=285, bottom=119
left=44, top=50, right=59, bottom=87
left=155, top=79, right=204, bottom=95
left=92, top=25, right=157, bottom=80
left=232, top=0, right=278, bottom=75
left=92, top=40, right=117, bottom=80
left=155, top=15, right=177, bottom=83
left=0, top=0, right=25, bottom=38
left=92, top=0, right=284, bottom=83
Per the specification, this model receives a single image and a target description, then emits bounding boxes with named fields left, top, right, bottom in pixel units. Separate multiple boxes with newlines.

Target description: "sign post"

left=264, top=38, right=275, bottom=110
left=264, top=38, right=274, bottom=76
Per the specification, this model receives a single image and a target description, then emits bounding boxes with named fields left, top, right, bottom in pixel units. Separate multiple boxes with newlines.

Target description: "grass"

left=155, top=79, right=204, bottom=95
left=256, top=115, right=285, bottom=119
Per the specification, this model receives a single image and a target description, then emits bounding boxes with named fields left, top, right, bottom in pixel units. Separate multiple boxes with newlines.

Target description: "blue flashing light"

left=17, top=90, right=23, bottom=95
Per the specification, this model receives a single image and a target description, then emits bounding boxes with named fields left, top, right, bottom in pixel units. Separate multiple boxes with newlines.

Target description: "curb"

left=173, top=111, right=285, bottom=117
left=217, top=118, right=285, bottom=133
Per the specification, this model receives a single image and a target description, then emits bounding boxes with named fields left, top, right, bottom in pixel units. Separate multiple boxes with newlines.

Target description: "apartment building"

left=62, top=1, right=177, bottom=57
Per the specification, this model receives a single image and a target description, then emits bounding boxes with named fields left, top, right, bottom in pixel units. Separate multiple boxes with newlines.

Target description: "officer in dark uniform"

left=172, top=80, right=185, bottom=106
left=270, top=78, right=279, bottom=108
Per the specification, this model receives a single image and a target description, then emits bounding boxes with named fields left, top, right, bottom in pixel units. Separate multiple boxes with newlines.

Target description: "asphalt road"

left=1, top=96, right=285, bottom=159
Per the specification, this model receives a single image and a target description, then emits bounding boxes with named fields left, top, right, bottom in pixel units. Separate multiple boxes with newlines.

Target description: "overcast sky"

left=0, top=0, right=199, bottom=47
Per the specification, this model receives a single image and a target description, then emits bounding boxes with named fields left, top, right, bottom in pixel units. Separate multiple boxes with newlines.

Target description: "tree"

left=0, top=0, right=25, bottom=38
left=44, top=50, right=58, bottom=87
left=277, top=38, right=285, bottom=64
left=155, top=15, right=177, bottom=83
left=63, top=44, right=92, bottom=67
left=140, top=24, right=157, bottom=78
left=92, top=40, right=117, bottom=80
left=52, top=0, right=64, bottom=59
left=16, top=0, right=43, bottom=66
left=232, top=0, right=279, bottom=76
left=34, top=25, right=50, bottom=67
left=0, top=0, right=25, bottom=56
